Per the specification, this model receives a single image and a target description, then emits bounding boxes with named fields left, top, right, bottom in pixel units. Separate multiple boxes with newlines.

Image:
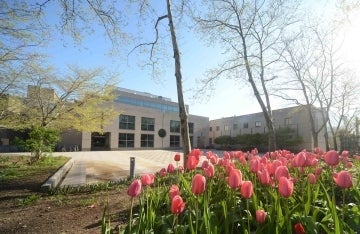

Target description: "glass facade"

left=170, top=135, right=180, bottom=147
left=119, top=115, right=135, bottom=129
left=141, top=134, right=154, bottom=147
left=116, top=96, right=179, bottom=113
left=170, top=120, right=180, bottom=133
left=141, top=117, right=155, bottom=131
left=118, top=133, right=134, bottom=148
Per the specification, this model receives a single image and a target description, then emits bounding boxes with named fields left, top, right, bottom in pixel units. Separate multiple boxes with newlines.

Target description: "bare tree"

left=128, top=0, right=191, bottom=161
left=194, top=0, right=300, bottom=151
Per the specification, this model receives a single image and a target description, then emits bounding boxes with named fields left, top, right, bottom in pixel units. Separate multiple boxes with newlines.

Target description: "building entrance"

left=91, top=132, right=110, bottom=151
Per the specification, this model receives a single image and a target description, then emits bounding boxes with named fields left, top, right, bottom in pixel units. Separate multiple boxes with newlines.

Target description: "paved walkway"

left=52, top=150, right=186, bottom=186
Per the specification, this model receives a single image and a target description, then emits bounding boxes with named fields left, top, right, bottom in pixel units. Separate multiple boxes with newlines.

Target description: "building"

left=209, top=106, right=327, bottom=151
left=59, top=88, right=210, bottom=151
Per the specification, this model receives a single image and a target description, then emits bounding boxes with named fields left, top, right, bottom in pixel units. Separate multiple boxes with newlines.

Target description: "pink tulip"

left=324, top=150, right=339, bottom=166
left=171, top=195, right=186, bottom=215
left=178, top=165, right=185, bottom=174
left=294, top=152, right=306, bottom=167
left=191, top=174, right=206, bottom=195
left=256, top=209, right=267, bottom=224
left=228, top=168, right=242, bottom=189
left=333, top=170, right=353, bottom=189
left=141, top=173, right=155, bottom=186
left=307, top=173, right=316, bottom=184
left=210, top=155, right=218, bottom=164
left=203, top=163, right=215, bottom=178
left=169, top=184, right=180, bottom=200
left=341, top=150, right=349, bottom=157
left=202, top=160, right=209, bottom=169
left=249, top=157, right=261, bottom=173
left=257, top=168, right=272, bottom=186
left=186, top=155, right=199, bottom=170
left=274, top=166, right=290, bottom=181
left=127, top=179, right=142, bottom=197
left=240, top=180, right=253, bottom=199
left=167, top=163, right=175, bottom=173
left=174, top=153, right=181, bottom=162
left=278, top=177, right=294, bottom=198
left=189, top=148, right=202, bottom=160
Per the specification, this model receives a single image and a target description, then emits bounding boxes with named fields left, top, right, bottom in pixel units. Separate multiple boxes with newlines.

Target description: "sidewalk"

left=52, top=150, right=185, bottom=187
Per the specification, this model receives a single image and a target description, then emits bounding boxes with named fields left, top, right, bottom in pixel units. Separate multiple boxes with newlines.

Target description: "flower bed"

left=112, top=149, right=360, bottom=233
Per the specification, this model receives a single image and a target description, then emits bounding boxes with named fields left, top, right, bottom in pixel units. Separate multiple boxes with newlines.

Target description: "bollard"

left=130, top=157, right=135, bottom=179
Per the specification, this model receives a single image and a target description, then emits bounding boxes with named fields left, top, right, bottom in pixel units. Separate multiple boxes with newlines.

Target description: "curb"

left=41, top=157, right=75, bottom=191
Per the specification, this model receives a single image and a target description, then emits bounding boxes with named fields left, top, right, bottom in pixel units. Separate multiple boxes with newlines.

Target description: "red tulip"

left=228, top=168, right=242, bottom=189
left=171, top=195, right=185, bottom=215
left=294, top=223, right=305, bottom=234
left=333, top=170, right=353, bottom=189
left=203, top=163, right=215, bottom=178
left=178, top=165, right=185, bottom=174
left=256, top=209, right=267, bottom=224
left=210, top=155, right=218, bottom=164
left=278, top=176, right=294, bottom=198
left=307, top=173, right=316, bottom=184
left=169, top=184, right=180, bottom=200
left=189, top=148, right=202, bottom=160
left=274, top=166, right=290, bottom=181
left=341, top=150, right=349, bottom=157
left=127, top=179, right=142, bottom=197
left=186, top=155, right=199, bottom=170
left=159, top=168, right=167, bottom=177
left=174, top=153, right=181, bottom=162
left=167, top=163, right=175, bottom=173
left=141, top=173, right=155, bottom=186
left=202, top=160, right=209, bottom=169
left=191, top=173, right=206, bottom=195
left=324, top=150, right=339, bottom=166
left=240, top=180, right=253, bottom=199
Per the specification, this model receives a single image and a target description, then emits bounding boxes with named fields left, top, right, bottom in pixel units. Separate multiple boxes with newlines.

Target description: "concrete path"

left=52, top=150, right=186, bottom=187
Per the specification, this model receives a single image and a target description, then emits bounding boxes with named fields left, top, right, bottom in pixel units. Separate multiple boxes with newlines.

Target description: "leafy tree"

left=16, top=127, right=60, bottom=163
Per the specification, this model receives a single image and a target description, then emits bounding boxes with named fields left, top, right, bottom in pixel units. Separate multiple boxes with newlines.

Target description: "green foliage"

left=214, top=128, right=303, bottom=151
left=0, top=155, right=68, bottom=183
left=16, top=127, right=60, bottom=162
left=17, top=194, right=41, bottom=206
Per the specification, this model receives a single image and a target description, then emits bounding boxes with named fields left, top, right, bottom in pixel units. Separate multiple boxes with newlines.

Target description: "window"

left=170, top=135, right=180, bottom=147
left=243, top=123, right=249, bottom=129
left=141, top=134, right=154, bottom=147
left=233, top=124, right=238, bottom=130
left=224, top=125, right=229, bottom=131
left=209, top=138, right=213, bottom=145
left=255, top=121, right=262, bottom=127
left=118, top=133, right=134, bottom=148
left=209, top=127, right=212, bottom=131
left=188, top=122, right=194, bottom=134
left=284, top=117, right=292, bottom=125
left=216, top=126, right=220, bottom=131
left=141, top=117, right=155, bottom=131
left=170, top=120, right=180, bottom=133
left=119, top=115, right=135, bottom=129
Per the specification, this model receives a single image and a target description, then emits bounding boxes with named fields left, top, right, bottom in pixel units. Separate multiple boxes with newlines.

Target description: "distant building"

left=209, top=106, right=327, bottom=151
left=58, top=88, right=210, bottom=151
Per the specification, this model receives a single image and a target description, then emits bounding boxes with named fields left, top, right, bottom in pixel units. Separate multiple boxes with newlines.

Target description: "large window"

left=255, top=121, right=262, bottom=127
left=118, top=133, right=134, bottom=148
left=188, top=122, right=194, bottom=134
left=284, top=117, right=292, bottom=125
left=216, top=126, right=220, bottom=131
left=243, top=123, right=249, bottom=129
left=141, top=134, right=154, bottom=147
left=141, top=117, right=155, bottom=131
left=170, top=135, right=180, bottom=147
left=119, top=115, right=135, bottom=129
left=233, top=124, right=238, bottom=130
left=170, top=120, right=180, bottom=133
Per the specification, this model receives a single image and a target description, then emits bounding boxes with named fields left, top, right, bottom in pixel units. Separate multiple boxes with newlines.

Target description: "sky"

left=37, top=0, right=360, bottom=120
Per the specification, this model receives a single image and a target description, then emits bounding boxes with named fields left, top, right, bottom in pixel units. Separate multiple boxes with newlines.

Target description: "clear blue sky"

left=37, top=0, right=359, bottom=120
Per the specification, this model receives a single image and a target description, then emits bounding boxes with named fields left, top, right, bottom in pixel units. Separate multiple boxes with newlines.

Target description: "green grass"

left=0, top=155, right=69, bottom=182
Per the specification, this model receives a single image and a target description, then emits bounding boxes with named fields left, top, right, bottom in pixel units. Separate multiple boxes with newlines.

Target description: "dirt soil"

left=0, top=167, right=131, bottom=234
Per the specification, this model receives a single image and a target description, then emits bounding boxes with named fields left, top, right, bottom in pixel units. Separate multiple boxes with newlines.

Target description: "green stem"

left=195, top=198, right=199, bottom=233
left=342, top=189, right=346, bottom=223
left=129, top=197, right=134, bottom=234
left=246, top=199, right=250, bottom=234
left=285, top=198, right=291, bottom=234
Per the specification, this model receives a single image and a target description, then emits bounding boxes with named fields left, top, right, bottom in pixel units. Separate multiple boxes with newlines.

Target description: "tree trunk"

left=166, top=0, right=191, bottom=165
